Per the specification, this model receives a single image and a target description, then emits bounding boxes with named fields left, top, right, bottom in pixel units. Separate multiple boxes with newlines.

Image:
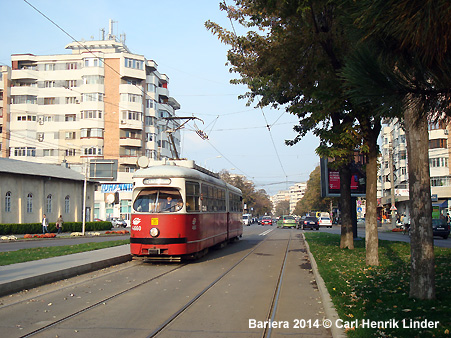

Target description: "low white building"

left=0, top=158, right=96, bottom=224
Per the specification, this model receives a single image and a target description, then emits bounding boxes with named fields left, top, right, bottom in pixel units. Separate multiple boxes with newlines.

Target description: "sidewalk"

left=0, top=245, right=131, bottom=297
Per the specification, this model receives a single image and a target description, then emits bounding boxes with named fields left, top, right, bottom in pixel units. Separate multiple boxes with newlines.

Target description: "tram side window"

left=229, top=193, right=243, bottom=212
left=133, top=188, right=183, bottom=213
left=185, top=181, right=200, bottom=212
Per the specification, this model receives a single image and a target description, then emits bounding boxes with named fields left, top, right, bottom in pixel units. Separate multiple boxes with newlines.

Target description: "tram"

left=130, top=159, right=243, bottom=261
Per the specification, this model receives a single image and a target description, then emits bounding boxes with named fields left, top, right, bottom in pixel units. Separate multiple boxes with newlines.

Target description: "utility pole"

left=82, top=161, right=87, bottom=235
left=389, top=142, right=397, bottom=228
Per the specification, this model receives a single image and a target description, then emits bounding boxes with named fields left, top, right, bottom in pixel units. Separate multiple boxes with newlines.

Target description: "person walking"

left=42, top=214, right=49, bottom=234
left=56, top=215, right=63, bottom=234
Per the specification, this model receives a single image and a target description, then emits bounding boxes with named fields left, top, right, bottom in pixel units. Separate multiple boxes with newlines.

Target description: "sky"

left=0, top=0, right=320, bottom=196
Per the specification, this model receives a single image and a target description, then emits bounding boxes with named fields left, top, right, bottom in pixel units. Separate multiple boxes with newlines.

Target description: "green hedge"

left=0, top=221, right=113, bottom=235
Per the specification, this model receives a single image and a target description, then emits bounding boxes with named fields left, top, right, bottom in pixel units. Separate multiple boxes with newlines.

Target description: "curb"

left=302, top=233, right=346, bottom=338
left=0, top=253, right=132, bottom=298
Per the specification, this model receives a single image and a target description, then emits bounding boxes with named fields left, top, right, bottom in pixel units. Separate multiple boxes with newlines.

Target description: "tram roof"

left=133, top=160, right=241, bottom=194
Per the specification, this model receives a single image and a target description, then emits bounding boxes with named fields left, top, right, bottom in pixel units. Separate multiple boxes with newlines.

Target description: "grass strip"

left=304, top=232, right=450, bottom=337
left=0, top=240, right=129, bottom=266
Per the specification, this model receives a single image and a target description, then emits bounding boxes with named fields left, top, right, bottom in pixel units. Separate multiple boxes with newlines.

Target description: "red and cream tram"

left=130, top=160, right=243, bottom=260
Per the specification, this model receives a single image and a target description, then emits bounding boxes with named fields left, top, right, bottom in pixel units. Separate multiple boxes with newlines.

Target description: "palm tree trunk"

left=404, top=99, right=435, bottom=300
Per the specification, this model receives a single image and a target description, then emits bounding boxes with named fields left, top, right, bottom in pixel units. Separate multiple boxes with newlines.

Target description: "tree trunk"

left=340, top=163, right=354, bottom=249
left=365, top=124, right=380, bottom=266
left=404, top=101, right=435, bottom=300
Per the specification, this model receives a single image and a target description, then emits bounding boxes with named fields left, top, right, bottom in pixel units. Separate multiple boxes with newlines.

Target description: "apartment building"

left=270, top=182, right=307, bottom=215
left=0, top=24, right=181, bottom=223
left=379, top=118, right=451, bottom=219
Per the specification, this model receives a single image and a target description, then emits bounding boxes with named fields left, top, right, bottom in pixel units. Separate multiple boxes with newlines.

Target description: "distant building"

left=378, top=118, right=451, bottom=219
left=0, top=158, right=96, bottom=224
left=0, top=21, right=181, bottom=223
left=271, top=182, right=307, bottom=215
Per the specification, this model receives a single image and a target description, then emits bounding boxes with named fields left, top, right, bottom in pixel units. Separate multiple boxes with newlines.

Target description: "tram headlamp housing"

left=150, top=227, right=160, bottom=237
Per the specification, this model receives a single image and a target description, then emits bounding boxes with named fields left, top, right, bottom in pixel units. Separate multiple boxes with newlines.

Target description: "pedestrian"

left=42, top=214, right=49, bottom=234
left=56, top=214, right=63, bottom=234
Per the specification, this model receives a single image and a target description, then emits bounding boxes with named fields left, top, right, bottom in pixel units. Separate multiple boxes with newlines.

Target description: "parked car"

left=432, top=219, right=450, bottom=239
left=261, top=216, right=273, bottom=226
left=109, top=217, right=127, bottom=228
left=301, top=216, right=319, bottom=230
left=318, top=217, right=332, bottom=228
left=277, top=215, right=297, bottom=228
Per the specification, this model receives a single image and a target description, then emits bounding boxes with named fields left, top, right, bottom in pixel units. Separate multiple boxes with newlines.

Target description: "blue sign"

left=101, top=183, right=133, bottom=193
left=357, top=207, right=362, bottom=213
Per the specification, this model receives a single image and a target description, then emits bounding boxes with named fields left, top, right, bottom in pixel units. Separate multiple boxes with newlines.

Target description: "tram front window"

left=133, top=188, right=183, bottom=213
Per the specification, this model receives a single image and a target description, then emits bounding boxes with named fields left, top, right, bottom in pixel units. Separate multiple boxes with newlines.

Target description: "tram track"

left=16, top=263, right=187, bottom=338
left=148, top=229, right=292, bottom=338
left=4, top=228, right=300, bottom=338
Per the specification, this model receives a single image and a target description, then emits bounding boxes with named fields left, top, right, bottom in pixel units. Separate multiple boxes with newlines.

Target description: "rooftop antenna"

left=100, top=28, right=105, bottom=40
left=108, top=19, right=116, bottom=41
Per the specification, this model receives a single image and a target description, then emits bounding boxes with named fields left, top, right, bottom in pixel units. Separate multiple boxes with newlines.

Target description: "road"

left=0, top=225, right=333, bottom=338
left=319, top=226, right=451, bottom=248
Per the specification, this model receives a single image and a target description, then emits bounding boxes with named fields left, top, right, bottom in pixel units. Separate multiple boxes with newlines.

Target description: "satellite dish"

left=137, top=156, right=149, bottom=168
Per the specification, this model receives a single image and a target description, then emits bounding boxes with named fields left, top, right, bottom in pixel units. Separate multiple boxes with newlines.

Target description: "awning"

left=432, top=199, right=448, bottom=208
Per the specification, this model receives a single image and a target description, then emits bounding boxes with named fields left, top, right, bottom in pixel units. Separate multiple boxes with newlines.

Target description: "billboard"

left=320, top=156, right=366, bottom=197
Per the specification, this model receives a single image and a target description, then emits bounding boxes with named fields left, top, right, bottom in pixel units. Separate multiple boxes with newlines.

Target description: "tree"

left=219, top=170, right=272, bottom=216
left=275, top=200, right=290, bottom=217
left=206, top=0, right=365, bottom=250
left=294, top=166, right=335, bottom=216
left=340, top=0, right=451, bottom=299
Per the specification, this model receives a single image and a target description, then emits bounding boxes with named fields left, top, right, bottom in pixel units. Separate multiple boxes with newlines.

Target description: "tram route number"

left=249, top=319, right=321, bottom=329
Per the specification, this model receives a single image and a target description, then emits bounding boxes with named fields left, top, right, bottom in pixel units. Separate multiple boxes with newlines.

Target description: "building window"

left=83, top=75, right=104, bottom=85
left=84, top=58, right=104, bottom=67
left=11, top=95, right=37, bottom=104
left=82, top=93, right=103, bottom=102
left=46, top=194, right=52, bottom=214
left=5, top=192, right=11, bottom=213
left=66, top=97, right=78, bottom=104
left=81, top=110, right=102, bottom=119
left=44, top=97, right=56, bottom=105
left=81, top=128, right=103, bottom=138
left=120, top=93, right=142, bottom=103
left=65, top=131, right=76, bottom=139
left=65, top=114, right=76, bottom=122
left=65, top=149, right=76, bottom=157
left=429, top=138, right=447, bottom=149
left=44, top=81, right=55, bottom=88
left=84, top=147, right=103, bottom=155
left=66, top=80, right=77, bottom=88
left=65, top=195, right=70, bottom=214
left=44, top=63, right=55, bottom=71
left=124, top=57, right=143, bottom=70
left=27, top=193, right=33, bottom=213
left=66, top=62, right=78, bottom=70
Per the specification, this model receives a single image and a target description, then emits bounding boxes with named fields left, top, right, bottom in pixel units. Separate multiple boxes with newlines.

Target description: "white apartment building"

left=289, top=182, right=307, bottom=213
left=379, top=118, right=451, bottom=219
left=271, top=182, right=307, bottom=215
left=0, top=23, right=181, bottom=223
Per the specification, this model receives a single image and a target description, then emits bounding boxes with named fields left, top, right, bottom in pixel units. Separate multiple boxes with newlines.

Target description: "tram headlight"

left=150, top=227, right=160, bottom=237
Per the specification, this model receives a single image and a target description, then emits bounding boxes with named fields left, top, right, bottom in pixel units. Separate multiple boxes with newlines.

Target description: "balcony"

left=12, top=68, right=38, bottom=80
left=119, top=137, right=142, bottom=147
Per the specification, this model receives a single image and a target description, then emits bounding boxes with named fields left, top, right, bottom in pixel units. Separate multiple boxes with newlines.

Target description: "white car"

left=318, top=217, right=332, bottom=228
